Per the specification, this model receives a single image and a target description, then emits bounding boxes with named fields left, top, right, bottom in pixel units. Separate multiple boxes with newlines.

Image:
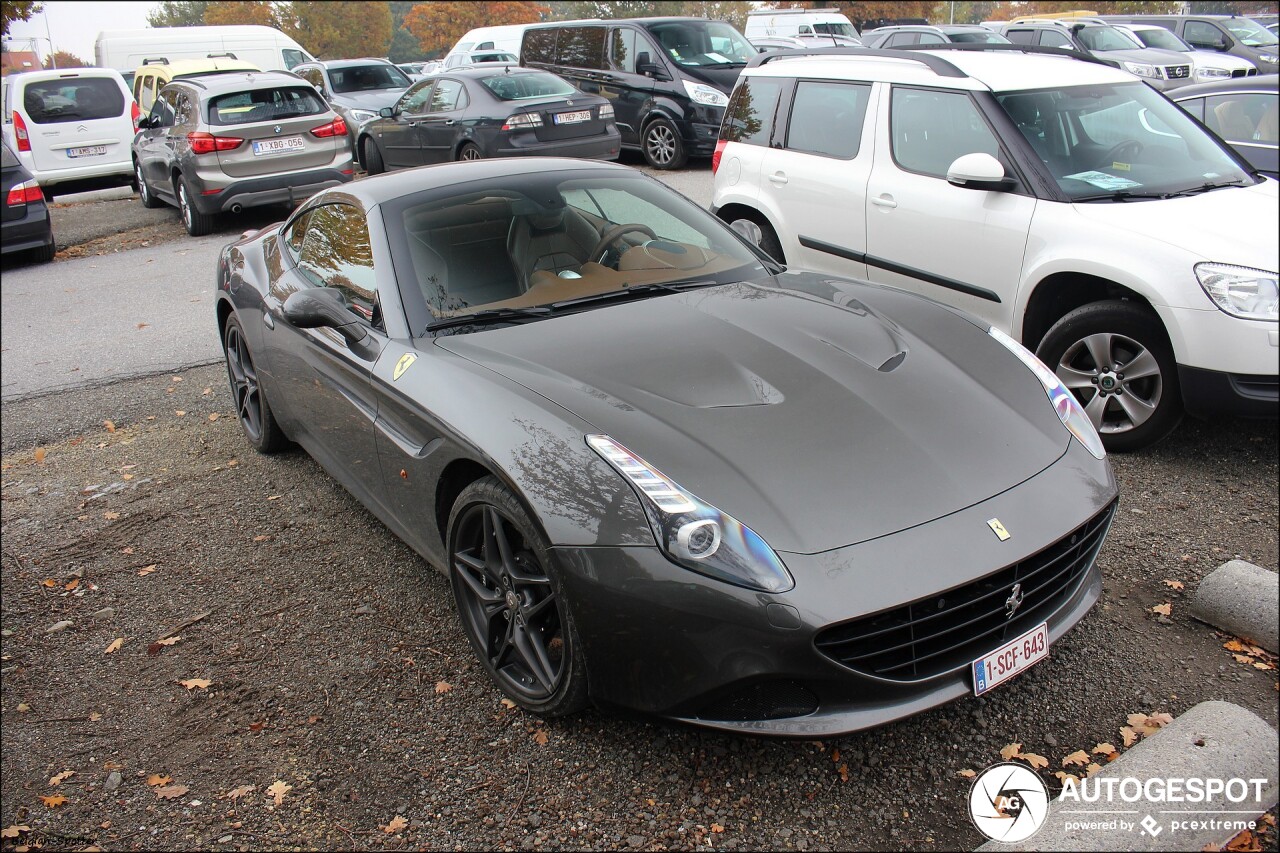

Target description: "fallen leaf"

left=17, top=703, right=30, bottom=712
left=147, top=774, right=173, bottom=787
left=1225, top=828, right=1260, bottom=852
left=104, top=511, right=120, bottom=520
left=64, top=579, right=80, bottom=591
left=48, top=771, right=75, bottom=786
left=248, top=721, right=265, bottom=732
left=1233, top=654, right=1256, bottom=665
left=208, top=413, right=219, bottom=422
left=121, top=546, right=134, bottom=554
left=0, top=826, right=30, bottom=839
left=837, top=763, right=849, bottom=782
left=267, top=494, right=282, bottom=500
left=1019, top=753, right=1049, bottom=770
left=175, top=410, right=186, bottom=417
left=104, top=638, right=125, bottom=655
left=203, top=387, right=213, bottom=395
left=383, top=815, right=408, bottom=834
left=137, top=564, right=157, bottom=576
left=434, top=681, right=453, bottom=694
left=88, top=711, right=102, bottom=721
left=266, top=779, right=291, bottom=806
left=1092, top=743, right=1116, bottom=756
left=1054, top=771, right=1078, bottom=784
left=40, top=794, right=67, bottom=808
left=831, top=748, right=841, bottom=764
left=533, top=729, right=549, bottom=745
left=154, top=784, right=188, bottom=800
left=179, top=678, right=212, bottom=690
left=104, top=420, right=116, bottom=433
left=122, top=473, right=134, bottom=481
left=1152, top=602, right=1172, bottom=617
left=957, top=769, right=976, bottom=778
left=137, top=323, right=149, bottom=329
left=1147, top=712, right=1174, bottom=729
left=1163, top=579, right=1185, bottom=590
left=172, top=375, right=183, bottom=382
left=1000, top=743, right=1023, bottom=761
left=253, top=534, right=271, bottom=542
left=33, top=448, right=47, bottom=463
left=500, top=698, right=517, bottom=710
left=711, top=823, right=725, bottom=833
left=1253, top=662, right=1270, bottom=670
left=1120, top=726, right=1139, bottom=747
left=225, top=785, right=255, bottom=800
left=41, top=578, right=57, bottom=588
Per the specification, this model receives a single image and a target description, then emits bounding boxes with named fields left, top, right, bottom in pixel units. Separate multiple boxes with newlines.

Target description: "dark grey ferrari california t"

left=215, top=158, right=1117, bottom=737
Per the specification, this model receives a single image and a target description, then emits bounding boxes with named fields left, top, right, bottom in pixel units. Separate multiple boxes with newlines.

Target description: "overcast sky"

left=7, top=2, right=159, bottom=65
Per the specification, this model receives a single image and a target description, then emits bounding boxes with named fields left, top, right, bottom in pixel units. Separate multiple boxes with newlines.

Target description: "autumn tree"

left=403, top=1, right=549, bottom=55
left=43, top=50, right=88, bottom=68
left=984, top=0, right=1180, bottom=19
left=277, top=1, right=393, bottom=59
left=2, top=1, right=42, bottom=37
left=203, top=1, right=278, bottom=27
left=388, top=1, right=428, bottom=62
left=547, top=0, right=683, bottom=17
left=769, top=1, right=938, bottom=29
left=147, top=1, right=210, bottom=27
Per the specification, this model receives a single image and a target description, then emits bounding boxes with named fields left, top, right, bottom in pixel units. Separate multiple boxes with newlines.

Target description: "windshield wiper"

left=549, top=279, right=720, bottom=311
left=424, top=306, right=551, bottom=333
left=1161, top=180, right=1249, bottom=198
left=1075, top=180, right=1248, bottom=202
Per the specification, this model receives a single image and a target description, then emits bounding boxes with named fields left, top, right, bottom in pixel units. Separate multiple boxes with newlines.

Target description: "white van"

left=443, top=24, right=535, bottom=64
left=2, top=67, right=138, bottom=196
left=95, top=25, right=313, bottom=89
left=743, top=9, right=862, bottom=45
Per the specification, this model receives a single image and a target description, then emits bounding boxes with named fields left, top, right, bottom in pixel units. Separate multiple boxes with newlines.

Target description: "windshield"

left=814, top=22, right=858, bottom=38
left=330, top=63, right=411, bottom=93
left=386, top=171, right=765, bottom=324
left=648, top=21, right=757, bottom=66
left=481, top=71, right=575, bottom=100
left=1077, top=25, right=1146, bottom=52
left=1223, top=17, right=1277, bottom=46
left=471, top=52, right=518, bottom=63
left=1131, top=28, right=1192, bottom=51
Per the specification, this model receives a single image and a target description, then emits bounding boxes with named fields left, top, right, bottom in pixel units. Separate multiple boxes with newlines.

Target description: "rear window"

left=480, top=72, right=576, bottom=100
left=208, top=86, right=326, bottom=126
left=330, top=64, right=411, bottom=93
left=21, top=77, right=125, bottom=124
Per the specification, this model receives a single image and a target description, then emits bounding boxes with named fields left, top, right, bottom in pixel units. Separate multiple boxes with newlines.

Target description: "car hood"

left=332, top=89, right=405, bottom=111
left=1094, top=47, right=1189, bottom=64
left=1070, top=179, right=1280, bottom=271
left=435, top=274, right=1071, bottom=554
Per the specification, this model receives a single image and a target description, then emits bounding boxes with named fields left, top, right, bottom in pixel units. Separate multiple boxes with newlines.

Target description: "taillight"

left=598, top=103, right=614, bottom=121
left=6, top=179, right=43, bottom=206
left=13, top=111, right=30, bottom=152
left=712, top=139, right=727, bottom=174
left=131, top=101, right=141, bottom=132
left=309, top=116, right=347, bottom=138
left=187, top=132, right=243, bottom=155
left=501, top=112, right=543, bottom=132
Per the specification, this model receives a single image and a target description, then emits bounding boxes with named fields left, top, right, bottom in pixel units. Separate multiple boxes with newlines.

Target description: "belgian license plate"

left=972, top=622, right=1048, bottom=696
left=553, top=110, right=592, bottom=125
left=68, top=145, right=107, bottom=158
left=252, top=136, right=305, bottom=156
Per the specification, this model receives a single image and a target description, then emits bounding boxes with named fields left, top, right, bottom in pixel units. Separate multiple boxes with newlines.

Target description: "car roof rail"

left=746, top=46, right=969, bottom=77
left=887, top=41, right=1116, bottom=71
left=206, top=52, right=238, bottom=59
left=141, top=56, right=169, bottom=65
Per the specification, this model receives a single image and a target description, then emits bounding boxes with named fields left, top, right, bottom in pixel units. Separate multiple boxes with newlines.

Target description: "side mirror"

left=137, top=115, right=152, bottom=130
left=379, top=106, right=395, bottom=118
left=946, top=152, right=1014, bottom=191
left=283, top=287, right=369, bottom=346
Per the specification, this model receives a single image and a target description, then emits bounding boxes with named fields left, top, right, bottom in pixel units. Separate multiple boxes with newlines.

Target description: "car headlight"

left=348, top=109, right=378, bottom=124
left=1123, top=61, right=1161, bottom=79
left=988, top=327, right=1106, bottom=460
left=1195, top=67, right=1232, bottom=80
left=683, top=80, right=728, bottom=107
left=1195, top=263, right=1279, bottom=320
left=587, top=435, right=794, bottom=593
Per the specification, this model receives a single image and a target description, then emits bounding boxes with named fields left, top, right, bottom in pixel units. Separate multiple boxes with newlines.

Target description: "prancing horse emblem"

left=1004, top=583, right=1025, bottom=620
left=987, top=517, right=1011, bottom=541
left=393, top=352, right=417, bottom=381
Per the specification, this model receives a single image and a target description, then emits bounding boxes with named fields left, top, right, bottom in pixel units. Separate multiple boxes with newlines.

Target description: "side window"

left=1005, top=28, right=1036, bottom=45
left=297, top=203, right=379, bottom=324
left=300, top=67, right=325, bottom=92
left=174, top=92, right=195, bottom=126
left=282, top=209, right=312, bottom=257
left=610, top=27, right=638, bottom=73
left=557, top=25, right=607, bottom=69
left=722, top=76, right=784, bottom=146
left=138, top=75, right=158, bottom=112
left=1038, top=29, right=1073, bottom=48
left=887, top=33, right=918, bottom=47
left=1184, top=21, right=1225, bottom=49
left=523, top=28, right=558, bottom=65
left=1204, top=93, right=1274, bottom=143
left=1177, top=96, right=1205, bottom=123
left=785, top=80, right=871, bottom=160
left=282, top=49, right=307, bottom=70
left=891, top=87, right=1000, bottom=178
left=151, top=89, right=177, bottom=127
left=918, top=33, right=947, bottom=45
left=427, top=79, right=466, bottom=113
left=399, top=80, right=434, bottom=114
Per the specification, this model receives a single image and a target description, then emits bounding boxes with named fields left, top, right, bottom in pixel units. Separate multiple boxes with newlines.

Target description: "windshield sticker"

left=1063, top=171, right=1143, bottom=191
left=705, top=52, right=729, bottom=62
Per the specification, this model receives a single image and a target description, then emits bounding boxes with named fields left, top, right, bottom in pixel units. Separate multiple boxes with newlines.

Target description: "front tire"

left=642, top=117, right=687, bottom=169
left=1036, top=300, right=1182, bottom=452
left=448, top=477, right=588, bottom=718
left=177, top=175, right=215, bottom=237
left=362, top=138, right=385, bottom=175
left=222, top=315, right=288, bottom=454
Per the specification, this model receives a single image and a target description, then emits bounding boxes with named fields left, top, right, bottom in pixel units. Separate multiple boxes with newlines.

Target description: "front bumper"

left=190, top=167, right=353, bottom=215
left=1179, top=365, right=1279, bottom=419
left=552, top=439, right=1117, bottom=737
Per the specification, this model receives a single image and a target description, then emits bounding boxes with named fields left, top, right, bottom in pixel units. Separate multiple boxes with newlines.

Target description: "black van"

left=520, top=17, right=756, bottom=169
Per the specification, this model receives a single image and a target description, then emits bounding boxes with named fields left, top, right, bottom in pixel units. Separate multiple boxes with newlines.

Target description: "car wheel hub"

left=647, top=127, right=674, bottom=164
left=1057, top=332, right=1162, bottom=434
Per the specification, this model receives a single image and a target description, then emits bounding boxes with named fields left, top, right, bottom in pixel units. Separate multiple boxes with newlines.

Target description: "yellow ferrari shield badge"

left=393, top=353, right=417, bottom=381
left=987, top=518, right=1011, bottom=541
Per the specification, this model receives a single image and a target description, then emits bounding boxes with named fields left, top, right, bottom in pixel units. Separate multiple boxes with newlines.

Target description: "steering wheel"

left=1098, top=139, right=1144, bottom=167
left=590, top=223, right=658, bottom=264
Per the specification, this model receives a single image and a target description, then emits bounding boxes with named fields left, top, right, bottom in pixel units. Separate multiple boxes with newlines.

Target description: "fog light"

left=676, top=519, right=721, bottom=560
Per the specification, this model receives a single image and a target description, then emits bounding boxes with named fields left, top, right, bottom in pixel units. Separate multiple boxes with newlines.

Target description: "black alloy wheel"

left=222, top=316, right=288, bottom=453
left=458, top=141, right=483, bottom=161
left=448, top=477, right=587, bottom=716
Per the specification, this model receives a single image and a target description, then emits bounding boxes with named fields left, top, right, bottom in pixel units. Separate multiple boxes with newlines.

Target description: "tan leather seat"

left=1212, top=99, right=1256, bottom=142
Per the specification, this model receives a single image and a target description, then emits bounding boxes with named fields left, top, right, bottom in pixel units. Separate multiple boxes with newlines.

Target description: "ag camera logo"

left=969, top=762, right=1050, bottom=843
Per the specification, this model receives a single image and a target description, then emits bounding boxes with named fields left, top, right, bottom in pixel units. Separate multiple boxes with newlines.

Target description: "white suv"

left=712, top=46, right=1278, bottom=451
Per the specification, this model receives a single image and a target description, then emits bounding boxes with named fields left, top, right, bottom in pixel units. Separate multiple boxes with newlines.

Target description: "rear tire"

left=363, top=138, right=385, bottom=175
left=1035, top=299, right=1182, bottom=453
left=177, top=175, right=215, bottom=237
left=136, top=159, right=161, bottom=208
left=642, top=117, right=687, bottom=169
left=30, top=239, right=56, bottom=264
left=457, top=141, right=483, bottom=162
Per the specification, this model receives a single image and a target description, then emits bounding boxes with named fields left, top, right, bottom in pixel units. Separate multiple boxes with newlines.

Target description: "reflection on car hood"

left=1095, top=47, right=1190, bottom=64
left=437, top=273, right=1070, bottom=554
left=331, top=89, right=405, bottom=111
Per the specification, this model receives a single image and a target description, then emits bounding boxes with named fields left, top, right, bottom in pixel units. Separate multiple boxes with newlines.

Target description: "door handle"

left=872, top=195, right=898, bottom=209
left=768, top=171, right=788, bottom=185
left=263, top=312, right=274, bottom=330
left=443, top=119, right=456, bottom=126
left=406, top=121, right=417, bottom=127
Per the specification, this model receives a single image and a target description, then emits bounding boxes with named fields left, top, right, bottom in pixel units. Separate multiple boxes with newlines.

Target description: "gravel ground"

left=1, top=364, right=1276, bottom=852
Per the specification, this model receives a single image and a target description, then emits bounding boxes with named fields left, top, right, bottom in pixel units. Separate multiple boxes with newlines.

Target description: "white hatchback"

left=2, top=67, right=139, bottom=197
left=712, top=46, right=1278, bottom=451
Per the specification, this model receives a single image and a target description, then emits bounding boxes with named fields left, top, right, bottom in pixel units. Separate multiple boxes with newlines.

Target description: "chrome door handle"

left=406, top=121, right=417, bottom=127
left=263, top=312, right=275, bottom=330
left=444, top=119, right=456, bottom=126
left=768, top=171, right=788, bottom=185
left=872, top=195, right=898, bottom=209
